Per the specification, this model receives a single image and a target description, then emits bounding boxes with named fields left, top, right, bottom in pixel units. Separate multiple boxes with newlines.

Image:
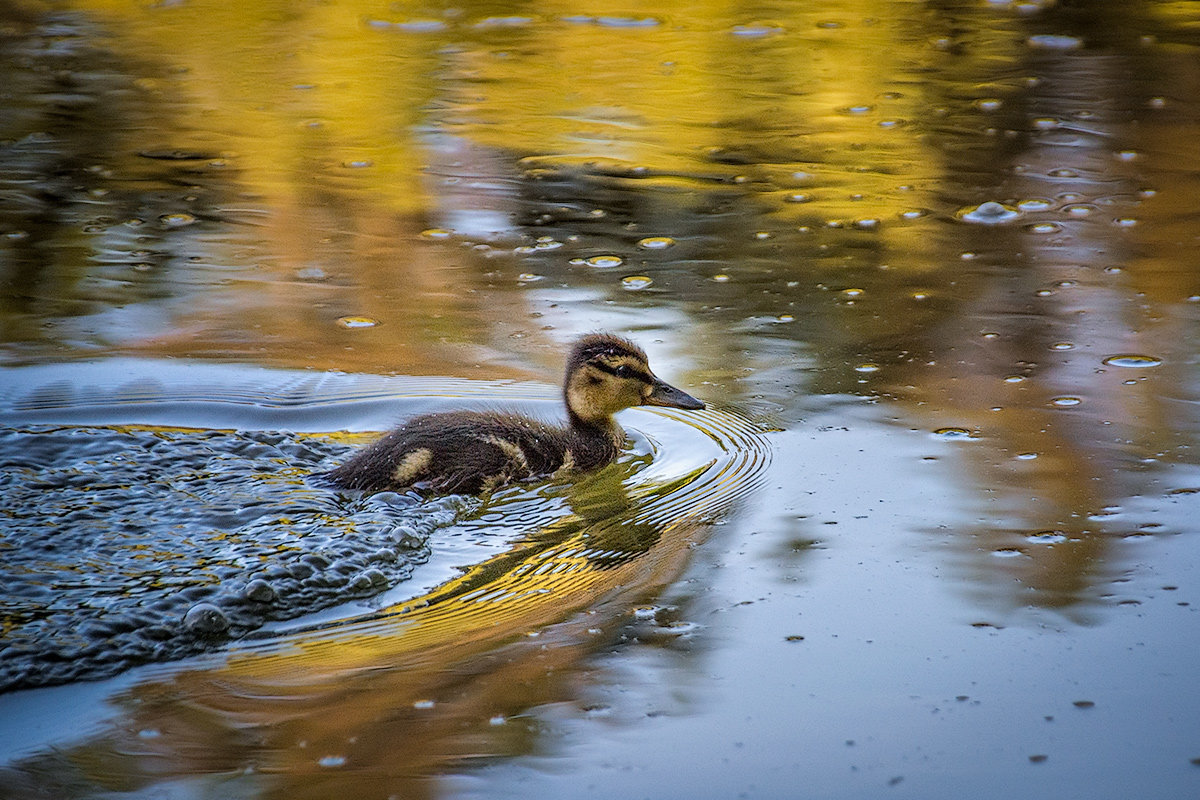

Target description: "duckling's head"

left=563, top=333, right=704, bottom=426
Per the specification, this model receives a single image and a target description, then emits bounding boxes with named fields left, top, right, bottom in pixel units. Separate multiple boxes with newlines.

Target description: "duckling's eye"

left=614, top=365, right=635, bottom=379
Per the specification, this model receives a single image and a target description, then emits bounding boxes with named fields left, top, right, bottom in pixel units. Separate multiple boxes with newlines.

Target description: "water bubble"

left=774, top=313, right=795, bottom=323
left=1048, top=168, right=1079, bottom=179
left=534, top=237, right=564, bottom=250
left=712, top=273, right=731, bottom=283
left=731, top=22, right=784, bottom=37
left=420, top=228, right=452, bottom=240
left=1102, top=354, right=1162, bottom=368
left=992, top=548, right=1025, bottom=558
left=637, top=236, right=675, bottom=249
left=337, top=316, right=380, bottom=329
left=1027, top=530, right=1067, bottom=544
left=1113, top=217, right=1138, bottom=228
left=974, top=98, right=1003, bottom=112
left=932, top=427, right=975, bottom=440
left=854, top=218, right=881, bottom=230
left=183, top=602, right=229, bottom=634
left=1027, top=34, right=1083, bottom=49
left=957, top=201, right=1021, bottom=224
left=413, top=699, right=435, bottom=709
left=621, top=275, right=653, bottom=290
left=517, top=273, right=544, bottom=283
left=899, top=209, right=928, bottom=220
left=1115, top=150, right=1139, bottom=162
left=784, top=193, right=814, bottom=204
left=854, top=363, right=880, bottom=373
left=1015, top=452, right=1038, bottom=460
left=583, top=255, right=623, bottom=268
left=318, top=755, right=347, bottom=768
left=243, top=579, right=276, bottom=602
left=342, top=159, right=373, bottom=169
left=159, top=213, right=196, bottom=228
left=1027, top=222, right=1062, bottom=234
left=1050, top=342, right=1074, bottom=351
left=841, top=288, right=864, bottom=298
left=1051, top=396, right=1082, bottom=407
left=1018, top=198, right=1054, bottom=211
left=1063, top=203, right=1097, bottom=217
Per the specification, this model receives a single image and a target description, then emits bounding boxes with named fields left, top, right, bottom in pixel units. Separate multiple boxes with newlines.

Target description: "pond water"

left=2, top=0, right=1200, bottom=798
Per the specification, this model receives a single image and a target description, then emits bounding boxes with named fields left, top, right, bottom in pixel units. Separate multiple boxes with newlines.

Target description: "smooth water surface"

left=2, top=1, right=1200, bottom=798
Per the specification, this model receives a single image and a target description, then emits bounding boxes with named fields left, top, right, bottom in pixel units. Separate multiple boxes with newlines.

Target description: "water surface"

left=2, top=1, right=1200, bottom=798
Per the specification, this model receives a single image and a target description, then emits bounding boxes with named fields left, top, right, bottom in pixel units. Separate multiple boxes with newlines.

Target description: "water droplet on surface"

left=731, top=22, right=783, bottom=37
left=932, top=427, right=974, bottom=440
left=621, top=275, right=653, bottom=290
left=1051, top=396, right=1082, bottom=407
left=159, top=213, right=196, bottom=228
left=584, top=255, right=623, bottom=268
left=183, top=602, right=229, bottom=634
left=337, top=316, right=380, bottom=329
left=992, top=548, right=1025, bottom=558
left=957, top=201, right=1021, bottom=224
left=1027, top=34, right=1083, bottom=49
left=637, top=236, right=675, bottom=249
left=1102, top=354, right=1162, bottom=368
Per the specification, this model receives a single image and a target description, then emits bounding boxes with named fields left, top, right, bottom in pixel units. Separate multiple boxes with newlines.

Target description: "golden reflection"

left=5, top=453, right=736, bottom=798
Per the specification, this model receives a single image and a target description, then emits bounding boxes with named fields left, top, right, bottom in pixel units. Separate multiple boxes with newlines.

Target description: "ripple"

left=1102, top=354, right=1162, bottom=368
left=957, top=201, right=1022, bottom=225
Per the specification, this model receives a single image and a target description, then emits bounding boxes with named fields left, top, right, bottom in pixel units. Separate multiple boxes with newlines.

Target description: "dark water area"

left=2, top=0, right=1200, bottom=798
left=0, top=422, right=461, bottom=691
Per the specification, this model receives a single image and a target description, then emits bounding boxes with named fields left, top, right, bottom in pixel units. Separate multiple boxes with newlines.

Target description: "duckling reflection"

left=324, top=333, right=705, bottom=494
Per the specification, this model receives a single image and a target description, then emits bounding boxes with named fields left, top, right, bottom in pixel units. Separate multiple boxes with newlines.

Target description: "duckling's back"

left=323, top=410, right=619, bottom=495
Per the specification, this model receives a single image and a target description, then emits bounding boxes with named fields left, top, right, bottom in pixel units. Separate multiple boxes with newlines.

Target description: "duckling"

left=324, top=333, right=704, bottom=495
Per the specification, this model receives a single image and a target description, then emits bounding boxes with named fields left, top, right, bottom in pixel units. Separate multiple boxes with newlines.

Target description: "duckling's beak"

left=644, top=377, right=705, bottom=410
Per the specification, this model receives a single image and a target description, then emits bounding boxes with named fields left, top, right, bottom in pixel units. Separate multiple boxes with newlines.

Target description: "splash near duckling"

left=324, top=334, right=705, bottom=494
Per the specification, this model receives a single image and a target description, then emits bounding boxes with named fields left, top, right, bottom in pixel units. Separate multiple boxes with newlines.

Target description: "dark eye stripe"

left=591, top=360, right=651, bottom=382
